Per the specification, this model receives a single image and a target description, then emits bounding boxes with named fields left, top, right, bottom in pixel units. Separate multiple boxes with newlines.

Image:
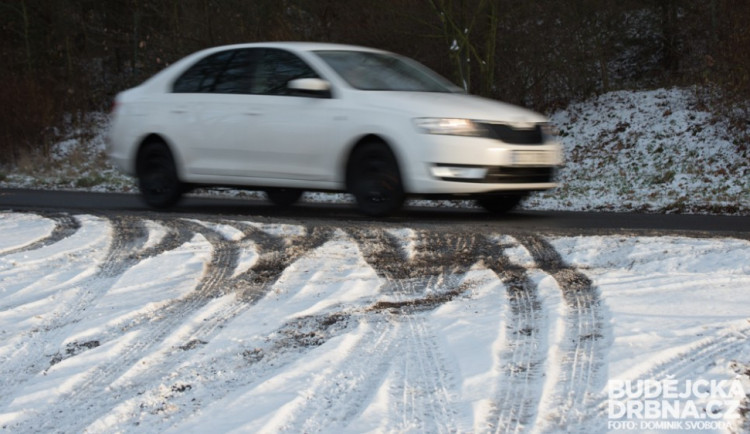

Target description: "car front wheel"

left=136, top=141, right=183, bottom=209
left=347, top=142, right=405, bottom=217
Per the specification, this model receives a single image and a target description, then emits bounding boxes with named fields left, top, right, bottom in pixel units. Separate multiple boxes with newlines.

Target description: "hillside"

left=529, top=87, right=750, bottom=214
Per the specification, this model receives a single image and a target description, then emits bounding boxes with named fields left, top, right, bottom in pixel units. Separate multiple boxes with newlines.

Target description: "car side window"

left=213, top=49, right=257, bottom=94
left=173, top=49, right=259, bottom=94
left=252, top=49, right=318, bottom=96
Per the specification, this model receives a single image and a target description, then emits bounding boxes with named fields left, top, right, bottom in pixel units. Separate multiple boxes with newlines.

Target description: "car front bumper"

left=403, top=135, right=563, bottom=195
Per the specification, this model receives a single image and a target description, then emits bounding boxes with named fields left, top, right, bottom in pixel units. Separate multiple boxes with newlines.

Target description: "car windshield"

left=315, top=50, right=462, bottom=93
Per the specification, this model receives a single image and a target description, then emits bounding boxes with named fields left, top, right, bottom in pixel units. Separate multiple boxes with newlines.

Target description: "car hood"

left=354, top=91, right=548, bottom=124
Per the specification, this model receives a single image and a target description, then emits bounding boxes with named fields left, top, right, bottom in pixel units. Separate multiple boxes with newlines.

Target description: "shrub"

left=0, top=74, right=61, bottom=166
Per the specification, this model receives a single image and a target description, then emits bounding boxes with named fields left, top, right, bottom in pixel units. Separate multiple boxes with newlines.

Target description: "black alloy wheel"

left=347, top=142, right=405, bottom=217
left=136, top=141, right=184, bottom=209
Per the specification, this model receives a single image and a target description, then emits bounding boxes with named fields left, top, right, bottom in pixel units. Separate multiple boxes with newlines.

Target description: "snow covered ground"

left=0, top=211, right=748, bottom=433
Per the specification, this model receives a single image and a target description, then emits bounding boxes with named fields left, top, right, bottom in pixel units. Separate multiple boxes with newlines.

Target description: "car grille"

left=479, top=123, right=544, bottom=145
left=484, top=167, right=555, bottom=183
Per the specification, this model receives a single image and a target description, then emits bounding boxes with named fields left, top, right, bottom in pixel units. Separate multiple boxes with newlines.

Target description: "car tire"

left=265, top=188, right=303, bottom=207
left=476, top=194, right=525, bottom=214
left=347, top=142, right=405, bottom=217
left=136, top=141, right=183, bottom=209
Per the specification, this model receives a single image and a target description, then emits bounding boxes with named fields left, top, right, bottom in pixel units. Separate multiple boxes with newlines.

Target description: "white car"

left=107, top=42, right=562, bottom=216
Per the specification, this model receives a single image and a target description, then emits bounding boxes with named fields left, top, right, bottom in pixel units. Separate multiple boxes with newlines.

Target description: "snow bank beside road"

left=528, top=88, right=750, bottom=213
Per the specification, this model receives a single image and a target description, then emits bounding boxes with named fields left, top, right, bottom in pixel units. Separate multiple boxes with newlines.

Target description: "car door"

left=168, top=48, right=265, bottom=179
left=240, top=48, right=344, bottom=183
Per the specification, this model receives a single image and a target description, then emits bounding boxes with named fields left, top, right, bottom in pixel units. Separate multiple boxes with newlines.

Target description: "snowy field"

left=0, top=211, right=748, bottom=433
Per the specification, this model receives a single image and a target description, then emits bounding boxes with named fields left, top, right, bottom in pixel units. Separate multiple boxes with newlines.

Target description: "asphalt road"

left=1, top=188, right=748, bottom=238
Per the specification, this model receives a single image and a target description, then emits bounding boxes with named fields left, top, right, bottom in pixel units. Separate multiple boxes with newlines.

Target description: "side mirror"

left=288, top=78, right=332, bottom=98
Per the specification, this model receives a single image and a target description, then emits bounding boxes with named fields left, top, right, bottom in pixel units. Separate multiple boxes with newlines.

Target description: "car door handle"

left=171, top=109, right=188, bottom=114
left=243, top=111, right=262, bottom=116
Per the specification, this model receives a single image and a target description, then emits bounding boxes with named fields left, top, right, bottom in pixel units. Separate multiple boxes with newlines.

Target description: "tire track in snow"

left=0, top=215, right=147, bottom=411
left=0, top=214, right=95, bottom=316
left=129, top=221, right=334, bottom=365
left=148, top=222, right=336, bottom=354
left=237, top=224, right=334, bottom=302
left=182, top=219, right=239, bottom=298
left=14, top=220, right=335, bottom=433
left=271, top=309, right=471, bottom=433
left=515, top=233, right=608, bottom=430
left=0, top=216, right=601, bottom=433
left=625, top=327, right=750, bottom=385
left=97, top=216, right=150, bottom=277
left=141, top=218, right=197, bottom=258
left=0, top=214, right=85, bottom=313
left=125, top=229, right=472, bottom=433
left=12, top=218, right=238, bottom=433
left=389, top=313, right=459, bottom=433
left=582, top=326, right=750, bottom=432
left=346, top=228, right=481, bottom=432
left=390, top=231, right=478, bottom=432
left=475, top=235, right=546, bottom=433
left=252, top=313, right=398, bottom=433
left=127, top=227, right=365, bottom=432
left=348, top=228, right=478, bottom=296
left=190, top=228, right=478, bottom=433
left=43, top=216, right=167, bottom=366
left=78, top=217, right=225, bottom=339
left=0, top=212, right=80, bottom=257
left=88, top=301, right=359, bottom=432
left=47, top=216, right=172, bottom=344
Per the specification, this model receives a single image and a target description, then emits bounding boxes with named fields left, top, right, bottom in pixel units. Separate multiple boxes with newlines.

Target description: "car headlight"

left=413, top=118, right=486, bottom=136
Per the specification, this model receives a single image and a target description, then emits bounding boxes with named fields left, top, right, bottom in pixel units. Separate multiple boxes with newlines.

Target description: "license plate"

left=512, top=150, right=554, bottom=166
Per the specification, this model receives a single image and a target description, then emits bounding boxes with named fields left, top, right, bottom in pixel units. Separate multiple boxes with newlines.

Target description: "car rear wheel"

left=265, top=188, right=303, bottom=207
left=476, top=194, right=525, bottom=214
left=136, top=141, right=183, bottom=209
left=347, top=142, right=405, bottom=217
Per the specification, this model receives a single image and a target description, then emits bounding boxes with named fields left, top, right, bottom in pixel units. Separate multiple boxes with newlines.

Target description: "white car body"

left=107, top=42, right=562, bottom=215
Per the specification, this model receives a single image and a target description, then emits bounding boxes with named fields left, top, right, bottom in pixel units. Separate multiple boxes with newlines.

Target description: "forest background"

left=1, top=0, right=749, bottom=166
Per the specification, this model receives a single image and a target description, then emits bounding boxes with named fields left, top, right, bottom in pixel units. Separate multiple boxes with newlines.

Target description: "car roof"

left=198, top=41, right=388, bottom=55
